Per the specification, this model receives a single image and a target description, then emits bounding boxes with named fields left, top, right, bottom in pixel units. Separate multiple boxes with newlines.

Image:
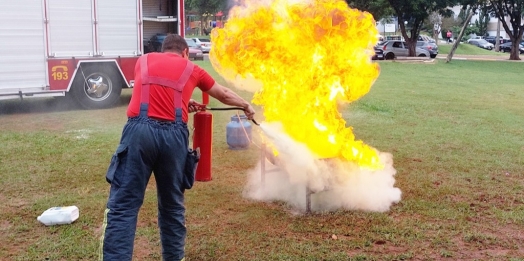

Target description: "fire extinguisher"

left=192, top=92, right=260, bottom=182
left=193, top=92, right=213, bottom=181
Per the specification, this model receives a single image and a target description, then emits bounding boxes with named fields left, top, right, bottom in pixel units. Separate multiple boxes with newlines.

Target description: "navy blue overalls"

left=100, top=54, right=194, bottom=261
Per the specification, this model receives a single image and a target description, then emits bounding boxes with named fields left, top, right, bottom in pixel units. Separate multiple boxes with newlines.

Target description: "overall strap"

left=139, top=54, right=195, bottom=122
left=139, top=55, right=151, bottom=118
left=174, top=61, right=194, bottom=122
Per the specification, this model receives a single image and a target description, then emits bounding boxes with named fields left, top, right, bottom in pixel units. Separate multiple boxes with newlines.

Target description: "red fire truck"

left=0, top=0, right=185, bottom=109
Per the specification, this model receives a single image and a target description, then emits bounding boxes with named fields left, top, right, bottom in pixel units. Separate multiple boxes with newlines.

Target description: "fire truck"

left=0, top=0, right=185, bottom=109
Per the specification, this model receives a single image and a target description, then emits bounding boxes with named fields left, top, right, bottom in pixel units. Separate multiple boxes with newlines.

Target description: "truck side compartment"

left=0, top=0, right=184, bottom=109
left=0, top=1, right=48, bottom=97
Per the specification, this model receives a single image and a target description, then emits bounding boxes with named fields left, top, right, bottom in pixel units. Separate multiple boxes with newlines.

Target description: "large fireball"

left=210, top=0, right=382, bottom=169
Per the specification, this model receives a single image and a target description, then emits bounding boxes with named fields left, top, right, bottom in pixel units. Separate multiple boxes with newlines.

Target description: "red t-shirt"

left=127, top=52, right=215, bottom=122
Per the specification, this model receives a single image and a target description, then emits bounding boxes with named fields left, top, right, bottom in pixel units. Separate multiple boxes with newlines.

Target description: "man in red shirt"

left=100, top=34, right=255, bottom=261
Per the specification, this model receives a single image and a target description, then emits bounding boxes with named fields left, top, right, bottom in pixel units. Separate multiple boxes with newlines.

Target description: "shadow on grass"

left=0, top=89, right=132, bottom=115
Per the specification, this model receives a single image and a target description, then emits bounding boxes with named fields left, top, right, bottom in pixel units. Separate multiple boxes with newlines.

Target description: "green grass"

left=0, top=59, right=523, bottom=260
left=437, top=42, right=507, bottom=56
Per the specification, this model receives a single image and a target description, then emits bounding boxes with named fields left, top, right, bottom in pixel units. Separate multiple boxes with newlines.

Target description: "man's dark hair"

left=161, top=34, right=188, bottom=53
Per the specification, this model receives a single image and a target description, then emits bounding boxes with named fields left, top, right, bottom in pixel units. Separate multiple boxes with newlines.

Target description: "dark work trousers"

left=101, top=116, right=189, bottom=261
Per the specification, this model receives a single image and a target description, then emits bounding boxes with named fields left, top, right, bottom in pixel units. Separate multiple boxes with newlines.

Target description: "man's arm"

left=205, top=82, right=255, bottom=120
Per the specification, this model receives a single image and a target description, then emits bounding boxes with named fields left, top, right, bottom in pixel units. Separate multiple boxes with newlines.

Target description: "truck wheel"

left=70, top=63, right=122, bottom=109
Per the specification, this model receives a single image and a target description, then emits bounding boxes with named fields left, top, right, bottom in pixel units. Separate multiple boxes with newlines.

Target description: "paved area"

left=392, top=54, right=523, bottom=62
left=436, top=54, right=523, bottom=61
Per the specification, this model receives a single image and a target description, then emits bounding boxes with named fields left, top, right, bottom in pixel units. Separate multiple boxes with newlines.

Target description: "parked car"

left=498, top=42, right=524, bottom=53
left=184, top=39, right=204, bottom=60
left=467, top=39, right=494, bottom=50
left=190, top=38, right=212, bottom=53
left=484, top=36, right=510, bottom=45
left=145, top=33, right=168, bottom=53
left=416, top=41, right=439, bottom=58
left=372, top=46, right=384, bottom=60
left=378, top=40, right=430, bottom=60
left=143, top=38, right=151, bottom=54
left=143, top=34, right=204, bottom=60
left=417, top=35, right=436, bottom=43
left=484, top=36, right=498, bottom=45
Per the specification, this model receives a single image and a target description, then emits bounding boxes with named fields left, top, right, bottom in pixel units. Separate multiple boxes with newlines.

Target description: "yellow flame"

left=210, top=0, right=382, bottom=169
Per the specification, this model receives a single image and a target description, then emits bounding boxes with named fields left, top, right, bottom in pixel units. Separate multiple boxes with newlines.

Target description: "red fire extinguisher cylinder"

left=193, top=111, right=213, bottom=181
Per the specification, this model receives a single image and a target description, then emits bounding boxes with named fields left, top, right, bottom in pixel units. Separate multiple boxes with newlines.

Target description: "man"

left=99, top=34, right=255, bottom=261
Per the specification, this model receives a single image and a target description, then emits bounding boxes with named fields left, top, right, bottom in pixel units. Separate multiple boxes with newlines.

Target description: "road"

left=436, top=54, right=523, bottom=62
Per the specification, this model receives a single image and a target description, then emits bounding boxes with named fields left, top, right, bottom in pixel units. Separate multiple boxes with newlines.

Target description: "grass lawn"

left=0, top=59, right=523, bottom=260
left=437, top=42, right=507, bottom=56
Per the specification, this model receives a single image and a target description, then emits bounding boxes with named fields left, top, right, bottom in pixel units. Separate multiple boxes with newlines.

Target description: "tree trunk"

left=508, top=26, right=524, bottom=60
left=433, top=24, right=440, bottom=45
left=446, top=11, right=474, bottom=63
left=407, top=38, right=417, bottom=57
left=399, top=20, right=422, bottom=57
left=200, top=16, right=204, bottom=35
left=510, top=41, right=520, bottom=60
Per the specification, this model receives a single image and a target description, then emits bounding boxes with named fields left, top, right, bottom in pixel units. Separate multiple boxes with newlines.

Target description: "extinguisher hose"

left=205, top=107, right=260, bottom=126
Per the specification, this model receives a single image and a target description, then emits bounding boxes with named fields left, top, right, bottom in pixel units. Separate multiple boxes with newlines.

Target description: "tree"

left=446, top=1, right=487, bottom=62
left=346, top=0, right=394, bottom=21
left=489, top=0, right=524, bottom=60
left=474, top=5, right=491, bottom=36
left=429, top=12, right=443, bottom=43
left=447, top=9, right=475, bottom=62
left=185, top=0, right=226, bottom=35
left=440, top=14, right=463, bottom=38
left=455, top=6, right=483, bottom=37
left=387, top=0, right=457, bottom=56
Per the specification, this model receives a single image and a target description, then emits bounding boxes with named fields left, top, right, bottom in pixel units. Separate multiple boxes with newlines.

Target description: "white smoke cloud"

left=243, top=122, right=401, bottom=213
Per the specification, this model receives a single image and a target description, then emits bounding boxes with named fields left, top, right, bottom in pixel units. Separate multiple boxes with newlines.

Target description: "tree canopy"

left=387, top=0, right=458, bottom=56
left=345, top=0, right=394, bottom=21
left=185, top=0, right=225, bottom=14
left=489, top=0, right=524, bottom=60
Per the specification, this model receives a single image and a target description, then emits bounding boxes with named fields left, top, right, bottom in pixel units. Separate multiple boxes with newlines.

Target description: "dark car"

left=485, top=36, right=510, bottom=45
left=146, top=33, right=168, bottom=53
left=143, top=34, right=204, bottom=61
left=498, top=42, right=524, bottom=53
left=484, top=36, right=499, bottom=45
left=416, top=41, right=438, bottom=58
left=143, top=38, right=151, bottom=54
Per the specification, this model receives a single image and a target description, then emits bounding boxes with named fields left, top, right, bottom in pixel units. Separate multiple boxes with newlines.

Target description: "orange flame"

left=210, top=0, right=382, bottom=169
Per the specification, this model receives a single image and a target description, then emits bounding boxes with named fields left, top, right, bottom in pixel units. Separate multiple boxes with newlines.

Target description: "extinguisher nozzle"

left=251, top=119, right=260, bottom=126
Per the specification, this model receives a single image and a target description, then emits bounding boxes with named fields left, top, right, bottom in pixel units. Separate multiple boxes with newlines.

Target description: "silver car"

left=190, top=38, right=211, bottom=53
left=378, top=40, right=430, bottom=60
left=467, top=39, right=494, bottom=50
left=417, top=41, right=439, bottom=58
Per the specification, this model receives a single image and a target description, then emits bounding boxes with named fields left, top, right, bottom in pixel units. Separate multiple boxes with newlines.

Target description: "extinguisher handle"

left=205, top=107, right=244, bottom=111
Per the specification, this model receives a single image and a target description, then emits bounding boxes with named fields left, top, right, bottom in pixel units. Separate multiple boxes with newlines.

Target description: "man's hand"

left=188, top=99, right=206, bottom=113
left=243, top=104, right=255, bottom=120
